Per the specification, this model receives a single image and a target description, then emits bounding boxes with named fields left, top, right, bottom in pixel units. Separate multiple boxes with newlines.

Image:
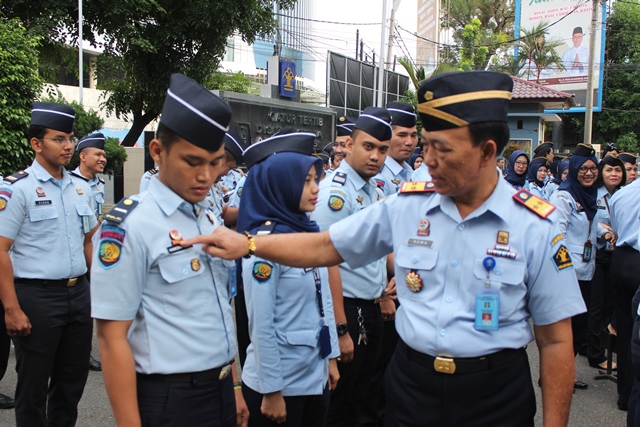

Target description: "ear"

left=479, top=139, right=498, bottom=166
left=30, top=137, right=43, bottom=153
left=149, top=139, right=163, bottom=166
left=345, top=136, right=354, bottom=153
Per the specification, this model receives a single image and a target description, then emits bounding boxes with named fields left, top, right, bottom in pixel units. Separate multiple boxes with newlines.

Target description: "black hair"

left=536, top=146, right=553, bottom=157
left=597, top=155, right=626, bottom=192
left=156, top=123, right=180, bottom=151
left=468, top=122, right=510, bottom=155
left=27, top=125, right=47, bottom=141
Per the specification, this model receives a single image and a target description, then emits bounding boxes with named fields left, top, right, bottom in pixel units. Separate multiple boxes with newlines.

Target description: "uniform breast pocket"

left=158, top=253, right=207, bottom=316
left=27, top=206, right=59, bottom=248
left=395, top=245, right=438, bottom=301
left=473, top=257, right=526, bottom=318
left=285, top=330, right=318, bottom=348
left=75, top=203, right=93, bottom=217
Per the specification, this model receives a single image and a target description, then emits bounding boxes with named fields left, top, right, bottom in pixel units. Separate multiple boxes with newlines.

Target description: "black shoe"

left=574, top=380, right=589, bottom=390
left=0, top=393, right=15, bottom=409
left=89, top=355, right=102, bottom=372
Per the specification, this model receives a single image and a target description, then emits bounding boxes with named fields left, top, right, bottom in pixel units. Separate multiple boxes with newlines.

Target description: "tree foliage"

left=458, top=18, right=490, bottom=71
left=204, top=71, right=253, bottom=93
left=0, top=17, right=44, bottom=176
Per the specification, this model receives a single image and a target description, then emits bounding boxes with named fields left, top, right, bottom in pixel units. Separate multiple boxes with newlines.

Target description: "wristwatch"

left=336, top=322, right=349, bottom=337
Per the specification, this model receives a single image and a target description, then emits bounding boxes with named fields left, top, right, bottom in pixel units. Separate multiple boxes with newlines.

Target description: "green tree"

left=458, top=18, right=490, bottom=71
left=205, top=71, right=253, bottom=93
left=616, top=132, right=640, bottom=154
left=0, top=17, right=44, bottom=176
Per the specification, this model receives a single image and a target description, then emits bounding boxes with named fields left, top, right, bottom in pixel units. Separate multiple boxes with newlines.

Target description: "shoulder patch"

left=328, top=194, right=345, bottom=211
left=552, top=244, right=574, bottom=271
left=252, top=261, right=273, bottom=283
left=373, top=178, right=386, bottom=189
left=399, top=181, right=435, bottom=194
left=550, top=234, right=564, bottom=247
left=332, top=172, right=347, bottom=185
left=99, top=177, right=105, bottom=184
left=148, top=167, right=159, bottom=175
left=98, top=224, right=126, bottom=269
left=256, top=221, right=276, bottom=236
left=513, top=189, right=555, bottom=219
left=103, top=197, right=139, bottom=224
left=4, top=171, right=28, bottom=184
left=69, top=170, right=88, bottom=181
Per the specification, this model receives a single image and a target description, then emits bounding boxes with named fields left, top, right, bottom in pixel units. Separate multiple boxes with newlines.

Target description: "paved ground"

left=0, top=334, right=627, bottom=426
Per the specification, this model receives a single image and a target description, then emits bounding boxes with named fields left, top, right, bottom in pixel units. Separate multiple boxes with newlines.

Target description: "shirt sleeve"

left=312, top=184, right=353, bottom=232
left=550, top=191, right=572, bottom=236
left=0, top=184, right=26, bottom=240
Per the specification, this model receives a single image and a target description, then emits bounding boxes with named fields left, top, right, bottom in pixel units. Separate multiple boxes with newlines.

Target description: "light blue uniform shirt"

left=222, top=169, right=243, bottom=192
left=375, top=157, right=413, bottom=195
left=610, top=177, right=640, bottom=251
left=525, top=181, right=548, bottom=201
left=594, top=186, right=613, bottom=250
left=311, top=161, right=386, bottom=300
left=550, top=190, right=598, bottom=281
left=72, top=167, right=105, bottom=216
left=544, top=181, right=560, bottom=199
left=329, top=177, right=586, bottom=358
left=139, top=167, right=158, bottom=193
left=227, top=175, right=246, bottom=209
left=411, top=163, right=432, bottom=182
left=0, top=160, right=96, bottom=279
left=90, top=177, right=237, bottom=374
left=242, top=257, right=339, bottom=396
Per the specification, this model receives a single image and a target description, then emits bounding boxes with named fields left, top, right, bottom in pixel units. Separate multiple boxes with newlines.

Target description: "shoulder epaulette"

left=513, top=189, right=555, bottom=218
left=103, top=197, right=139, bottom=224
left=68, top=170, right=89, bottom=181
left=332, top=172, right=347, bottom=186
left=99, top=177, right=105, bottom=184
left=256, top=220, right=276, bottom=236
left=399, top=181, right=436, bottom=194
left=4, top=171, right=28, bottom=184
left=148, top=167, right=159, bottom=175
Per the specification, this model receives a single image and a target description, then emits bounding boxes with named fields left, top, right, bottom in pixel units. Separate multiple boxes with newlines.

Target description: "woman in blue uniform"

left=237, top=134, right=340, bottom=427
left=587, top=154, right=626, bottom=369
left=545, top=157, right=569, bottom=199
left=504, top=149, right=529, bottom=190
left=550, top=144, right=599, bottom=390
left=525, top=156, right=549, bottom=199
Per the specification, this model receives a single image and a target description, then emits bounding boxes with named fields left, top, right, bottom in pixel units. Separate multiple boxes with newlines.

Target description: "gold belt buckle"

left=434, top=356, right=456, bottom=374
left=67, top=277, right=78, bottom=287
left=218, top=364, right=231, bottom=380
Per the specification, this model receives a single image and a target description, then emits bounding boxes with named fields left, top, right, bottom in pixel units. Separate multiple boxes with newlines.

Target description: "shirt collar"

left=384, top=156, right=411, bottom=176
left=31, top=159, right=71, bottom=185
left=148, top=176, right=208, bottom=217
left=338, top=160, right=368, bottom=191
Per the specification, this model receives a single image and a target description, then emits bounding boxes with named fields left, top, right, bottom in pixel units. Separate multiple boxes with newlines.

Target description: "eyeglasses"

left=42, top=136, right=78, bottom=145
left=514, top=161, right=528, bottom=166
left=578, top=166, right=598, bottom=174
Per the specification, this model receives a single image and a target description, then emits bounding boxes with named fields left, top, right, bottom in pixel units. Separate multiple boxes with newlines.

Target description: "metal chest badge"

left=417, top=219, right=430, bottom=236
left=36, top=187, right=46, bottom=197
left=191, top=258, right=201, bottom=271
left=406, top=270, right=423, bottom=292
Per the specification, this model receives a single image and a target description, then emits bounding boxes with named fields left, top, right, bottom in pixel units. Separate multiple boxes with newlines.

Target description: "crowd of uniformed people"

left=0, top=70, right=639, bottom=427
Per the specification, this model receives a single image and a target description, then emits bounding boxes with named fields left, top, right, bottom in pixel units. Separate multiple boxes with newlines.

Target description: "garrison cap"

left=243, top=132, right=316, bottom=169
left=386, top=101, right=417, bottom=128
left=337, top=116, right=356, bottom=137
left=534, top=142, right=553, bottom=156
left=417, top=71, right=513, bottom=131
left=160, top=73, right=231, bottom=152
left=76, top=133, right=105, bottom=152
left=223, top=130, right=247, bottom=164
left=31, top=102, right=75, bottom=133
left=574, top=143, right=595, bottom=158
left=313, top=150, right=330, bottom=165
left=354, top=107, right=392, bottom=141
left=619, top=152, right=638, bottom=164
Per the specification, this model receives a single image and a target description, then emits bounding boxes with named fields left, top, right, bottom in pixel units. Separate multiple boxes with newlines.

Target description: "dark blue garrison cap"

left=160, top=73, right=232, bottom=152
left=417, top=71, right=513, bottom=132
left=337, top=116, right=356, bottom=137
left=31, top=102, right=75, bottom=133
left=76, top=133, right=105, bottom=152
left=354, top=107, right=392, bottom=141
left=223, top=130, right=248, bottom=164
left=386, top=101, right=417, bottom=128
left=243, top=132, right=316, bottom=169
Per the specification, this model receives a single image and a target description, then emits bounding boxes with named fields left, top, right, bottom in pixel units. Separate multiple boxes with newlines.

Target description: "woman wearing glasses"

left=550, top=143, right=600, bottom=391
left=503, top=150, right=529, bottom=190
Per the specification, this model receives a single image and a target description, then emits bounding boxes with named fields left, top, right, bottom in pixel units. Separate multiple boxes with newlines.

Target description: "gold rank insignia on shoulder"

left=406, top=270, right=423, bottom=292
left=399, top=181, right=436, bottom=194
left=512, top=189, right=555, bottom=218
left=4, top=170, right=28, bottom=184
left=76, top=188, right=84, bottom=195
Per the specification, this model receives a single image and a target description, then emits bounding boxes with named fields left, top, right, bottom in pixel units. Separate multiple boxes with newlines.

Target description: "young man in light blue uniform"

left=374, top=101, right=417, bottom=195
left=91, top=74, right=247, bottom=427
left=0, top=102, right=98, bottom=427
left=186, top=71, right=586, bottom=427
left=311, top=107, right=394, bottom=427
left=70, top=133, right=107, bottom=219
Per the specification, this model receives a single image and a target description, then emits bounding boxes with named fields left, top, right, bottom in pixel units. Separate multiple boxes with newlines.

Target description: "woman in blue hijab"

left=545, top=158, right=569, bottom=199
left=237, top=135, right=340, bottom=427
left=504, top=150, right=529, bottom=189
left=408, top=153, right=423, bottom=170
left=550, top=143, right=599, bottom=391
left=525, top=156, right=549, bottom=200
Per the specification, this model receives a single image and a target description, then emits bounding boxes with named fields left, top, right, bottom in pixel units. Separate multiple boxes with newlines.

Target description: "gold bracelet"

left=233, top=381, right=242, bottom=390
left=244, top=231, right=256, bottom=258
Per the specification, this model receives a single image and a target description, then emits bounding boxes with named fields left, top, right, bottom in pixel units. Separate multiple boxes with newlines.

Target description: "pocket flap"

left=285, top=330, right=318, bottom=347
left=158, top=254, right=205, bottom=284
left=396, top=245, right=438, bottom=270
left=75, top=203, right=94, bottom=216
left=473, top=256, right=525, bottom=286
left=28, top=206, right=58, bottom=222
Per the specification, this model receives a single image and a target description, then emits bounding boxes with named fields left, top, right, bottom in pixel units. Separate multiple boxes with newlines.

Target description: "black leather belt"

left=15, top=277, right=80, bottom=287
left=402, top=341, right=525, bottom=375
left=344, top=296, right=379, bottom=306
left=137, top=364, right=232, bottom=383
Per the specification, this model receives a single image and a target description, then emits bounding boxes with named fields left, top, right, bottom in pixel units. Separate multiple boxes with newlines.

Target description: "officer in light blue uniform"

left=524, top=156, right=550, bottom=201
left=374, top=101, right=417, bottom=195
left=227, top=174, right=245, bottom=208
left=139, top=165, right=158, bottom=192
left=91, top=74, right=246, bottom=427
left=545, top=157, right=569, bottom=199
left=411, top=147, right=432, bottom=182
left=609, top=170, right=640, bottom=410
left=326, top=116, right=356, bottom=179
left=70, top=133, right=106, bottom=218
left=0, top=102, right=98, bottom=427
left=311, top=107, right=392, bottom=427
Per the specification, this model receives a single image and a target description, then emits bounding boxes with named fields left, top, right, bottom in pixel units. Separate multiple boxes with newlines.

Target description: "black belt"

left=137, top=364, right=232, bottom=383
left=402, top=341, right=525, bottom=375
left=344, top=296, right=380, bottom=306
left=15, top=277, right=81, bottom=287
